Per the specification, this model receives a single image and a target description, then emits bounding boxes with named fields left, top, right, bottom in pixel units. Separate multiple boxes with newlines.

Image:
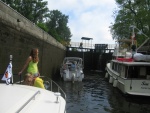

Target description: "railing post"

left=51, top=80, right=52, bottom=91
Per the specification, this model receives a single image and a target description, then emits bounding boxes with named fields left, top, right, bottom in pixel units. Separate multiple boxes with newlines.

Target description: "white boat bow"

left=0, top=82, right=66, bottom=113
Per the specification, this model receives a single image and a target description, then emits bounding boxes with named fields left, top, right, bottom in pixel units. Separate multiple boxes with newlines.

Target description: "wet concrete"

left=56, top=70, right=150, bottom=113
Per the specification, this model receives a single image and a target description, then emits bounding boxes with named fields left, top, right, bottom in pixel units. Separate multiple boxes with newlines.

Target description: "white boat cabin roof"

left=63, top=57, right=83, bottom=64
left=64, top=57, right=82, bottom=60
left=112, top=60, right=150, bottom=66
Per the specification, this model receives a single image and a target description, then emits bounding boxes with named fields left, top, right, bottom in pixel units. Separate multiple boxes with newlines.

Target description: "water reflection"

left=56, top=71, right=150, bottom=113
left=108, top=88, right=150, bottom=113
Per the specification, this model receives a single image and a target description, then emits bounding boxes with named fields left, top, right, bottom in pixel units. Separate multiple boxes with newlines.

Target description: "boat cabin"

left=62, top=57, right=84, bottom=71
left=111, top=60, right=150, bottom=79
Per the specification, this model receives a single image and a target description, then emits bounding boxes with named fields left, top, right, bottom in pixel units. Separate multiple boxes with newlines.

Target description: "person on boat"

left=23, top=73, right=45, bottom=89
left=70, top=61, right=76, bottom=70
left=79, top=42, right=83, bottom=48
left=131, top=44, right=136, bottom=56
left=131, top=35, right=137, bottom=58
left=18, top=48, right=40, bottom=77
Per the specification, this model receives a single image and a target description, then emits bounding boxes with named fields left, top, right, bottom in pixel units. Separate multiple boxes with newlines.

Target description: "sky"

left=45, top=0, right=117, bottom=44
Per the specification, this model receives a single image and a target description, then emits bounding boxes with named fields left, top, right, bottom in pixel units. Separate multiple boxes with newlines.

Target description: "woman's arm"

left=18, top=56, right=31, bottom=75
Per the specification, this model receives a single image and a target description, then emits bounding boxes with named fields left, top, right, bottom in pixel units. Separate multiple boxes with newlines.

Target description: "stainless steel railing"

left=14, top=75, right=66, bottom=100
left=40, top=76, right=66, bottom=100
left=16, top=90, right=40, bottom=113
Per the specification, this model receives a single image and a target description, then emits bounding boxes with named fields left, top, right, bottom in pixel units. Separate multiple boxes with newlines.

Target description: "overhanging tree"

left=1, top=0, right=49, bottom=24
left=111, top=0, right=150, bottom=46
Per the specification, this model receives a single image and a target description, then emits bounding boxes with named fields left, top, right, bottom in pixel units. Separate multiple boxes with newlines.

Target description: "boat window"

left=115, top=63, right=118, bottom=71
left=126, top=66, right=148, bottom=79
left=139, top=67, right=146, bottom=78
left=126, top=66, right=139, bottom=78
left=120, top=65, right=125, bottom=77
left=114, top=63, right=117, bottom=71
left=125, top=66, right=128, bottom=78
left=114, top=63, right=117, bottom=72
left=147, top=67, right=150, bottom=79
left=111, top=62, right=121, bottom=73
left=118, top=64, right=121, bottom=73
left=147, top=67, right=150, bottom=75
left=112, top=62, right=115, bottom=70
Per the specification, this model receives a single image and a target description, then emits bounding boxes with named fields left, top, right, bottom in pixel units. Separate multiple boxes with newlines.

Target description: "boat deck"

left=0, top=84, right=66, bottom=113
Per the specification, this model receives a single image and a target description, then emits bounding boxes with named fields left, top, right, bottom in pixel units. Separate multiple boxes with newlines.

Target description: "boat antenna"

left=131, top=26, right=135, bottom=45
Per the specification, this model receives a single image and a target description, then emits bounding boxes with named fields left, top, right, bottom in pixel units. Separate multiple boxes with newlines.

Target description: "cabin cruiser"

left=60, top=57, right=84, bottom=82
left=105, top=38, right=150, bottom=96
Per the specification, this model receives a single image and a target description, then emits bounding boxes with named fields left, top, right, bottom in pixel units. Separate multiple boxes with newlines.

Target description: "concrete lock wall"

left=0, top=1, right=66, bottom=81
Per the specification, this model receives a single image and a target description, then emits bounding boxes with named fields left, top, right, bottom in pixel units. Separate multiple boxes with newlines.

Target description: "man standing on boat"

left=131, top=34, right=137, bottom=57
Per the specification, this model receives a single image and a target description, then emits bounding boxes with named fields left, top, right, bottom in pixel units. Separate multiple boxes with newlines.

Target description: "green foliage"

left=37, top=22, right=49, bottom=32
left=111, top=0, right=150, bottom=46
left=2, top=0, right=49, bottom=23
left=2, top=0, right=72, bottom=46
left=46, top=10, right=72, bottom=46
left=72, top=48, right=78, bottom=51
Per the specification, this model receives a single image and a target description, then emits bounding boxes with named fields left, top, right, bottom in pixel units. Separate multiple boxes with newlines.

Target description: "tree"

left=1, top=0, right=72, bottom=46
left=1, top=0, right=49, bottom=24
left=37, top=22, right=48, bottom=32
left=46, top=10, right=72, bottom=46
left=111, top=0, right=150, bottom=46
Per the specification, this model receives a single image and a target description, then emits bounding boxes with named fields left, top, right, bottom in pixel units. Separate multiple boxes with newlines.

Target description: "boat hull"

left=61, top=69, right=84, bottom=82
left=106, top=63, right=150, bottom=96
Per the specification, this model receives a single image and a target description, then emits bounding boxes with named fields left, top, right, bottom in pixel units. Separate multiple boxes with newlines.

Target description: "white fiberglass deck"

left=0, top=84, right=66, bottom=113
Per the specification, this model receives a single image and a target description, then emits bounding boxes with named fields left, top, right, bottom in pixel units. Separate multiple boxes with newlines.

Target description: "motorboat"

left=105, top=36, right=150, bottom=96
left=60, top=57, right=84, bottom=82
left=0, top=55, right=66, bottom=113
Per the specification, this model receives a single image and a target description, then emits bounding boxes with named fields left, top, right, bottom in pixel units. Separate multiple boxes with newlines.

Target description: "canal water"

left=56, top=70, right=150, bottom=113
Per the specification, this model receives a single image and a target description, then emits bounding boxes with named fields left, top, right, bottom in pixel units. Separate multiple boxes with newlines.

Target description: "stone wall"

left=0, top=1, right=66, bottom=81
